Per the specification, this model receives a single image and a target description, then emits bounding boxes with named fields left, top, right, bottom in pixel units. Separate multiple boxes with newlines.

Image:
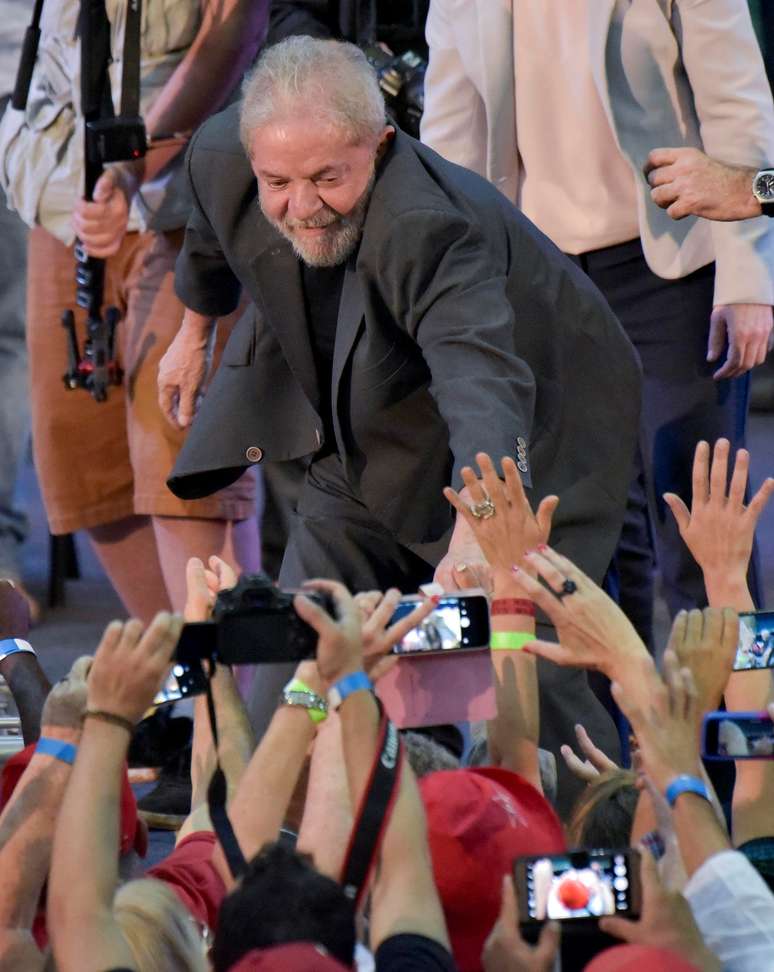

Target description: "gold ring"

left=470, top=497, right=496, bottom=519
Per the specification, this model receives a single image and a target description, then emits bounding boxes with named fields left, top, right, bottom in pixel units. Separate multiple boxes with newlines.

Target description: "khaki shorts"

left=27, top=226, right=255, bottom=534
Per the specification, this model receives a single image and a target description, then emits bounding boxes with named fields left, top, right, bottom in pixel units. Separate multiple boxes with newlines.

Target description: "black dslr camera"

left=175, top=572, right=336, bottom=674
left=363, top=44, right=426, bottom=138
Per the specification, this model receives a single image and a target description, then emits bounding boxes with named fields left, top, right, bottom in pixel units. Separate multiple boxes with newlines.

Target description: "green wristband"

left=282, top=678, right=328, bottom=724
left=490, top=631, right=535, bottom=651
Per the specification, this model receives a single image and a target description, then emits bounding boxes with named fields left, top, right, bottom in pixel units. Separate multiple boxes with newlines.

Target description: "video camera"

left=363, top=43, right=426, bottom=138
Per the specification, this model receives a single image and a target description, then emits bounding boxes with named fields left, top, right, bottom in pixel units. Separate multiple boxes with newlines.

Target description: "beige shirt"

left=513, top=0, right=640, bottom=254
left=0, top=0, right=201, bottom=243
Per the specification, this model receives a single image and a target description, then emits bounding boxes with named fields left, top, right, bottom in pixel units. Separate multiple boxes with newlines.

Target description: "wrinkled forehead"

left=249, top=117, right=376, bottom=181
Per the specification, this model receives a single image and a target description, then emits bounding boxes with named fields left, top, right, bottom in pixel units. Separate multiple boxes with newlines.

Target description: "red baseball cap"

left=0, top=742, right=148, bottom=857
left=228, top=943, right=349, bottom=971
left=420, top=767, right=566, bottom=972
left=584, top=945, right=702, bottom=971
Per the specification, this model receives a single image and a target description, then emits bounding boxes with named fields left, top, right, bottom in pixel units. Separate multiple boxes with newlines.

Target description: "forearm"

left=0, top=655, right=51, bottom=744
left=488, top=585, right=540, bottom=788
left=673, top=793, right=732, bottom=878
left=49, top=721, right=127, bottom=930
left=296, top=715, right=353, bottom=878
left=191, top=665, right=254, bottom=803
left=0, top=735, right=76, bottom=927
left=211, top=705, right=314, bottom=886
left=339, top=691, right=449, bottom=949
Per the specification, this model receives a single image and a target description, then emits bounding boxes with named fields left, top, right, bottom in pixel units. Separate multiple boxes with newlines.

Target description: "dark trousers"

left=569, top=240, right=759, bottom=654
left=245, top=452, right=620, bottom=816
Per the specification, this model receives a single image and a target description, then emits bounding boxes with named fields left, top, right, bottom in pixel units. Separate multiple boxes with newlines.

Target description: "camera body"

left=363, top=44, right=426, bottom=138
left=175, top=573, right=337, bottom=669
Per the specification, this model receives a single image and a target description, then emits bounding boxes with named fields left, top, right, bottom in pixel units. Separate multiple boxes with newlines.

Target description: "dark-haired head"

left=212, top=841, right=355, bottom=972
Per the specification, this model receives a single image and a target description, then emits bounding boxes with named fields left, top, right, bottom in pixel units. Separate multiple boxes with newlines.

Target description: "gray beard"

left=260, top=172, right=374, bottom=268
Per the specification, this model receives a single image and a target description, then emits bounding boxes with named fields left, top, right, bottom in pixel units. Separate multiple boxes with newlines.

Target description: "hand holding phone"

left=702, top=710, right=774, bottom=759
left=389, top=592, right=490, bottom=655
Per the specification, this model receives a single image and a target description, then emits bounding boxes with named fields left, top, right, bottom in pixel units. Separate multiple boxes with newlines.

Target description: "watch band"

left=328, top=671, right=373, bottom=710
left=664, top=774, right=711, bottom=808
left=281, top=677, right=328, bottom=724
left=752, top=168, right=774, bottom=217
left=0, top=638, right=35, bottom=664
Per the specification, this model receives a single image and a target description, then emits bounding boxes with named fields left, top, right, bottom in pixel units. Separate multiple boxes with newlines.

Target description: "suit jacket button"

left=516, top=436, right=527, bottom=449
left=517, top=460, right=528, bottom=473
left=246, top=446, right=263, bottom=463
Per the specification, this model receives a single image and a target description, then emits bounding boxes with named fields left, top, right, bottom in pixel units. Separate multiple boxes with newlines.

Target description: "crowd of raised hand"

left=0, top=438, right=773, bottom=972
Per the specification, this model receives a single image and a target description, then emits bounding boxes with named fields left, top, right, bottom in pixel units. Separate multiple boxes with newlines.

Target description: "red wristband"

left=490, top=598, right=535, bottom=617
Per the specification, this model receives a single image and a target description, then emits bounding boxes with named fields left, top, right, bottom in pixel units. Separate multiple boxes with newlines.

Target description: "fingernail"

left=431, top=594, right=441, bottom=604
left=537, top=544, right=548, bottom=551
left=524, top=550, right=536, bottom=558
left=510, top=565, right=520, bottom=573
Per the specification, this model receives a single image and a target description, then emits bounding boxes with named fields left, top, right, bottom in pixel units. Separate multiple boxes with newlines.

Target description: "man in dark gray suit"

left=159, top=36, right=641, bottom=809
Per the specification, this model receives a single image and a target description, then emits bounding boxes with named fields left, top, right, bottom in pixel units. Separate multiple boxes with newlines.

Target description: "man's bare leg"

left=87, top=514, right=171, bottom=622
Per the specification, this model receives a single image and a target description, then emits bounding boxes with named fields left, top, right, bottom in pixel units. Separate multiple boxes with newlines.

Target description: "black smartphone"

left=734, top=611, right=774, bottom=671
left=389, top=592, right=490, bottom=654
left=702, top=710, right=774, bottom=760
left=514, top=849, right=641, bottom=927
left=152, top=660, right=209, bottom=706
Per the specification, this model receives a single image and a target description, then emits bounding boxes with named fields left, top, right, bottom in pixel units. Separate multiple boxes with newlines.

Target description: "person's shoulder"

left=190, top=100, right=245, bottom=159
left=371, top=130, right=506, bottom=224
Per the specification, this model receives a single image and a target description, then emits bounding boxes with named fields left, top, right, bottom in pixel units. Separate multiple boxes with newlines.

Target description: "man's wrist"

left=703, top=572, right=753, bottom=610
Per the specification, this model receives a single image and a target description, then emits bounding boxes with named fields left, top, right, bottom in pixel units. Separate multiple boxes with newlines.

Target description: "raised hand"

left=482, top=874, right=560, bottom=972
left=41, top=656, right=92, bottom=732
left=664, top=607, right=738, bottom=719
left=509, top=546, right=652, bottom=687
left=444, top=452, right=559, bottom=581
left=664, top=439, right=774, bottom=597
left=86, top=612, right=184, bottom=725
left=183, top=555, right=239, bottom=622
left=0, top=579, right=31, bottom=640
left=560, top=722, right=621, bottom=784
left=599, top=851, right=719, bottom=971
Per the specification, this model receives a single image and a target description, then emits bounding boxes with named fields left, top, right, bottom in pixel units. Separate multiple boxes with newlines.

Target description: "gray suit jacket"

left=169, top=103, right=642, bottom=581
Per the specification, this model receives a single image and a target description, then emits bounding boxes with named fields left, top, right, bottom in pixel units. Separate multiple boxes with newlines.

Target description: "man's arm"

left=0, top=580, right=48, bottom=743
left=676, top=0, right=774, bottom=377
left=48, top=614, right=181, bottom=972
left=644, top=148, right=763, bottom=222
left=421, top=0, right=488, bottom=176
left=74, top=0, right=269, bottom=257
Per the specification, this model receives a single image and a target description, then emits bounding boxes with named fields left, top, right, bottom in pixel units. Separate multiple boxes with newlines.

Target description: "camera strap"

left=340, top=701, right=404, bottom=909
left=204, top=668, right=248, bottom=880
left=120, top=0, right=142, bottom=119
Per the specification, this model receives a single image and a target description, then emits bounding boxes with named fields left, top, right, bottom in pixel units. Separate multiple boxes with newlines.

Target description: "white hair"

left=240, top=36, right=387, bottom=153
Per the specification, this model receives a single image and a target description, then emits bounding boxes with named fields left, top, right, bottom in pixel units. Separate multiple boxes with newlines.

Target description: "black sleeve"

left=375, top=934, right=457, bottom=972
left=173, top=130, right=242, bottom=317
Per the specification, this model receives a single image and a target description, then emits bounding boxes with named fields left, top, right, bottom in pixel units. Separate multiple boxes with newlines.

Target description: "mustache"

left=283, top=207, right=341, bottom=230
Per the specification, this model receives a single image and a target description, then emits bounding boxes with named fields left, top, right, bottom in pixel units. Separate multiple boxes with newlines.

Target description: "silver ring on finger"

left=469, top=497, right=496, bottom=519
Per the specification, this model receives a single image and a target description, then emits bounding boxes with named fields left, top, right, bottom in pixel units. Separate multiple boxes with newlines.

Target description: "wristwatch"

left=752, top=168, right=774, bottom=217
left=280, top=678, right=328, bottom=724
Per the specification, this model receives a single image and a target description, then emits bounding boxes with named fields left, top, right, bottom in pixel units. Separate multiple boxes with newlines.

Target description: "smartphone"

left=734, top=611, right=774, bottom=671
left=514, top=849, right=641, bottom=926
left=702, top=710, right=774, bottom=760
left=152, top=660, right=209, bottom=706
left=389, top=592, right=490, bottom=654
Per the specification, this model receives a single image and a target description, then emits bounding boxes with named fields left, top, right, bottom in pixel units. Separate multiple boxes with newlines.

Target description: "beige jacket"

left=421, top=0, right=774, bottom=306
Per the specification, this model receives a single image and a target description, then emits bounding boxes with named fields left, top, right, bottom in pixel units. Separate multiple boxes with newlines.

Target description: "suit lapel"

left=248, top=242, right=320, bottom=411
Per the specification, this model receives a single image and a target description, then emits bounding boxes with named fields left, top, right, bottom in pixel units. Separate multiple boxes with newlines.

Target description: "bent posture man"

left=160, top=37, right=641, bottom=808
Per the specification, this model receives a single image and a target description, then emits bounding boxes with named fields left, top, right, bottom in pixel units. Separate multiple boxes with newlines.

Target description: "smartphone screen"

left=734, top=612, right=774, bottom=671
left=389, top=593, right=490, bottom=654
left=152, top=661, right=208, bottom=706
left=515, top=850, right=640, bottom=923
left=702, top=710, right=774, bottom=760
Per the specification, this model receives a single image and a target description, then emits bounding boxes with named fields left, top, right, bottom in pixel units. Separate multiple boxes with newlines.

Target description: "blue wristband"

left=665, top=774, right=711, bottom=808
left=35, top=737, right=78, bottom=765
left=328, top=670, right=373, bottom=710
left=0, top=638, right=35, bottom=663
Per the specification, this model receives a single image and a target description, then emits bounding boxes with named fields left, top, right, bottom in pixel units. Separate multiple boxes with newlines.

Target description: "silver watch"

left=752, top=168, right=774, bottom=215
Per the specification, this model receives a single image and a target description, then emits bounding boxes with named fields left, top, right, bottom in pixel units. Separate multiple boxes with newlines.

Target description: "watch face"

left=754, top=170, right=774, bottom=202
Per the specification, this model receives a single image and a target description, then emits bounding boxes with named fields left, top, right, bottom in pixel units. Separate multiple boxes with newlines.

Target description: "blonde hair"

left=112, top=878, right=208, bottom=972
left=240, top=36, right=386, bottom=154
left=566, top=770, right=638, bottom=848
